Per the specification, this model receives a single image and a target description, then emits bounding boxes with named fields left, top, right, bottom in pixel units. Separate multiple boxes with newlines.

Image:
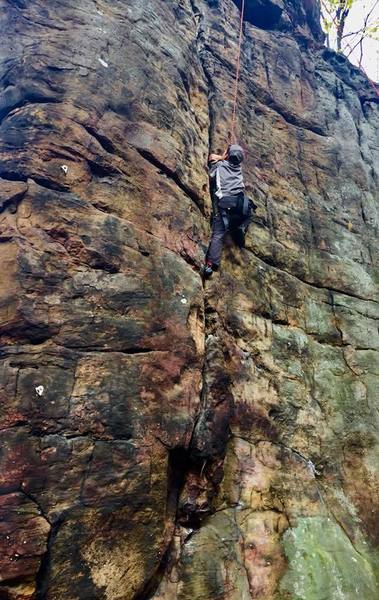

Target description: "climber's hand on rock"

left=209, top=153, right=224, bottom=162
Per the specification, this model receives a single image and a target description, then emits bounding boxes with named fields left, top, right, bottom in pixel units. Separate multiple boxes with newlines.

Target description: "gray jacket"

left=209, top=144, right=245, bottom=199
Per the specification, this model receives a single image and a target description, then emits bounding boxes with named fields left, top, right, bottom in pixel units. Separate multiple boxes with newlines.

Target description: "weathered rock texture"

left=0, top=0, right=378, bottom=599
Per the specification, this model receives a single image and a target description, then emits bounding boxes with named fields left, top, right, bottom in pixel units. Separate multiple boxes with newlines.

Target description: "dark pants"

left=206, top=203, right=252, bottom=267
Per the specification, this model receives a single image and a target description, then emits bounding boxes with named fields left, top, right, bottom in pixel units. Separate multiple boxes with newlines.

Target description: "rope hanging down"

left=230, top=0, right=246, bottom=143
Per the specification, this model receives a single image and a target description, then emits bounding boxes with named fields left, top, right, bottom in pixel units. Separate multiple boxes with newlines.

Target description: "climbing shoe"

left=234, top=225, right=247, bottom=248
left=202, top=262, right=214, bottom=279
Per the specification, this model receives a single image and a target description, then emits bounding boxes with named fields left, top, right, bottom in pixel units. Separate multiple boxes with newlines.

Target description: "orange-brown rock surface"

left=0, top=0, right=378, bottom=599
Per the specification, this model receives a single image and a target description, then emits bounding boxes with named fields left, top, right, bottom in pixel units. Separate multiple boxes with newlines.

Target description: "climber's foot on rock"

left=202, top=261, right=214, bottom=279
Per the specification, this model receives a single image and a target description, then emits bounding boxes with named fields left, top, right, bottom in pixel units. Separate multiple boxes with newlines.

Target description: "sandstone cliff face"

left=0, top=0, right=378, bottom=599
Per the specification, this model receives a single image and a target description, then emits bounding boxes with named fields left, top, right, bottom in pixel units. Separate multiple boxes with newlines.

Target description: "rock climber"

left=203, top=144, right=255, bottom=278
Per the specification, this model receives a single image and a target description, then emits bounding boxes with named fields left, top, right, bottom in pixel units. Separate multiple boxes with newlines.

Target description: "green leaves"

left=320, top=0, right=379, bottom=57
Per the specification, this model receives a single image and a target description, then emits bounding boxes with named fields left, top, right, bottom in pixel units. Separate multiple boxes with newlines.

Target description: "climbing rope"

left=230, top=0, right=246, bottom=143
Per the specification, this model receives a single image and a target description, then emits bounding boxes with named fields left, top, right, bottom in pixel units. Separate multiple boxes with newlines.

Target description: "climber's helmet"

left=228, top=144, right=245, bottom=166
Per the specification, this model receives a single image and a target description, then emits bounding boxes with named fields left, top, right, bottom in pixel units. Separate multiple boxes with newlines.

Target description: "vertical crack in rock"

left=191, top=301, right=234, bottom=461
left=189, top=0, right=219, bottom=149
left=136, top=10, right=238, bottom=593
left=35, top=517, right=64, bottom=600
left=133, top=448, right=190, bottom=600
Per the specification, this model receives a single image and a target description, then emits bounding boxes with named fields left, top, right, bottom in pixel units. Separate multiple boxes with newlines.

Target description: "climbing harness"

left=230, top=0, right=246, bottom=143
left=219, top=193, right=251, bottom=230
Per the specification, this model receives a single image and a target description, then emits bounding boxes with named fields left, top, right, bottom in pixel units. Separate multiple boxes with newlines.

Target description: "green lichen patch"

left=279, top=517, right=379, bottom=600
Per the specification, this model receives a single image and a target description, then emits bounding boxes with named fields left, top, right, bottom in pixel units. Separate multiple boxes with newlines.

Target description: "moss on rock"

left=279, top=517, right=379, bottom=599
